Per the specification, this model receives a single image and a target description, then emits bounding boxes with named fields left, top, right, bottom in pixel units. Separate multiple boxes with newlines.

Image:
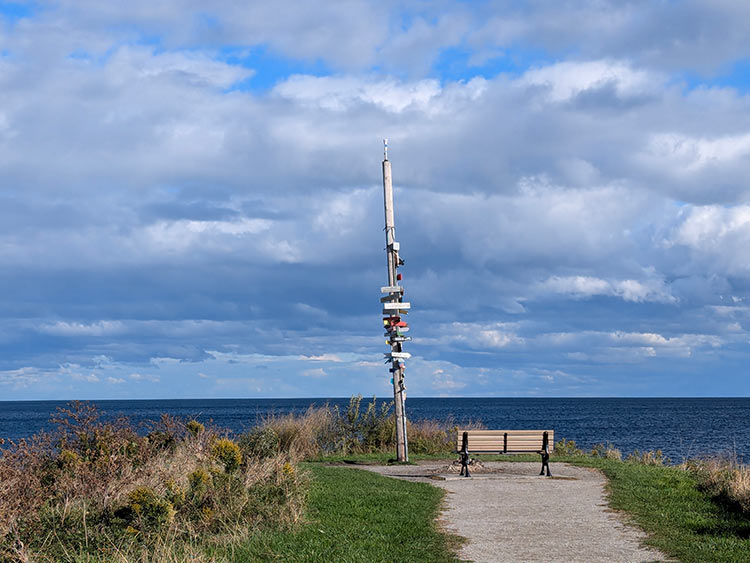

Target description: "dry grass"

left=626, top=449, right=668, bottom=465
left=686, top=456, right=750, bottom=515
left=239, top=397, right=485, bottom=459
left=0, top=397, right=468, bottom=560
left=0, top=402, right=306, bottom=562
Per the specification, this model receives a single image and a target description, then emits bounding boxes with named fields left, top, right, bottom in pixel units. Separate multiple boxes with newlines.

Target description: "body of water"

left=1, top=397, right=748, bottom=462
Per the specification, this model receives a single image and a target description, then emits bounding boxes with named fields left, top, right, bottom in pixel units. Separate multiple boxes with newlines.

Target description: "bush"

left=553, top=438, right=584, bottom=457
left=120, top=486, right=176, bottom=531
left=240, top=426, right=281, bottom=459
left=212, top=438, right=242, bottom=473
left=407, top=420, right=457, bottom=454
left=0, top=402, right=307, bottom=561
left=341, top=395, right=394, bottom=453
left=186, top=420, right=205, bottom=436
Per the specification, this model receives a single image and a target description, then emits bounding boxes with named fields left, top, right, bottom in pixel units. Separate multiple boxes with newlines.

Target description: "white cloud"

left=521, top=60, right=659, bottom=102
left=301, top=354, right=342, bottom=363
left=669, top=205, right=750, bottom=275
left=129, top=373, right=160, bottom=383
left=447, top=322, right=524, bottom=349
left=644, top=132, right=750, bottom=173
left=274, top=75, right=441, bottom=112
left=431, top=368, right=466, bottom=390
left=39, top=321, right=126, bottom=336
left=301, top=367, right=328, bottom=378
left=1, top=2, right=750, bottom=399
left=539, top=275, right=676, bottom=303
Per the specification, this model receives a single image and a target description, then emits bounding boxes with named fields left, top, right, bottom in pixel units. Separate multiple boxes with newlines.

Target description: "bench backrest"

left=456, top=430, right=555, bottom=453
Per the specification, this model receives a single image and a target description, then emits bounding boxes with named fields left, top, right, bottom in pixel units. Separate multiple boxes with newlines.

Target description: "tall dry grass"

left=0, top=402, right=306, bottom=562
left=238, top=396, right=481, bottom=459
left=686, top=456, right=750, bottom=515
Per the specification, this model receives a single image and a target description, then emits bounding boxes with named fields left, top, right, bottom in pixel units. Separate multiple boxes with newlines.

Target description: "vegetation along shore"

left=1, top=397, right=748, bottom=562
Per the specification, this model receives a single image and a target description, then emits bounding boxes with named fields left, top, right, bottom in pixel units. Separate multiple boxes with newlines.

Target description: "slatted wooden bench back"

left=456, top=429, right=555, bottom=454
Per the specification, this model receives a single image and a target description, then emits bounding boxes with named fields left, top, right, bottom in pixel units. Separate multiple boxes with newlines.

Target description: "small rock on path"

left=358, top=461, right=666, bottom=563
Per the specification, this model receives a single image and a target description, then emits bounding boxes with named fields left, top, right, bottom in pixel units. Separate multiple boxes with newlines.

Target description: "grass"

left=0, top=403, right=306, bottom=562
left=4, top=400, right=749, bottom=561
left=568, top=457, right=750, bottom=563
left=309, top=451, right=750, bottom=563
left=220, top=465, right=463, bottom=562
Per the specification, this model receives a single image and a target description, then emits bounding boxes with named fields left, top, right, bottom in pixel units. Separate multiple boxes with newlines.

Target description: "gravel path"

left=356, top=461, right=667, bottom=563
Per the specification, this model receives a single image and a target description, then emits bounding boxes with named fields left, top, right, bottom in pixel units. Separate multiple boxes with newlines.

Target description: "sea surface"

left=1, top=397, right=748, bottom=462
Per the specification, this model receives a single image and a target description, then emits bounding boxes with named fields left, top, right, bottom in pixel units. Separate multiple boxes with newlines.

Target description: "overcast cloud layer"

left=2, top=1, right=750, bottom=399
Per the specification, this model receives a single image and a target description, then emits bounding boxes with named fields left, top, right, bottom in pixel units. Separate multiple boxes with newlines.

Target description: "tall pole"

left=381, top=139, right=409, bottom=462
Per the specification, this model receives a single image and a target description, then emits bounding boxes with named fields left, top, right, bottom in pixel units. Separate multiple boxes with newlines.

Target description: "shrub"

left=553, top=438, right=584, bottom=457
left=0, top=402, right=307, bottom=561
left=186, top=420, right=205, bottom=436
left=122, top=486, right=176, bottom=530
left=341, top=395, right=394, bottom=453
left=211, top=438, right=242, bottom=473
left=407, top=420, right=453, bottom=454
left=240, top=426, right=281, bottom=459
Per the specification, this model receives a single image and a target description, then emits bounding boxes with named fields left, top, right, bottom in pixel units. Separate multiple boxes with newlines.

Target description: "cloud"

left=274, top=75, right=443, bottom=113
left=301, top=367, right=328, bottom=378
left=539, top=275, right=676, bottom=304
left=38, top=321, right=126, bottom=337
left=520, top=60, right=659, bottom=103
left=0, top=2, right=749, bottom=399
left=668, top=205, right=750, bottom=276
left=301, top=354, right=343, bottom=363
left=129, top=373, right=160, bottom=383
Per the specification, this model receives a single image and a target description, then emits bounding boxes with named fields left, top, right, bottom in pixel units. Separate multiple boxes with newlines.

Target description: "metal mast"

left=381, top=139, right=409, bottom=462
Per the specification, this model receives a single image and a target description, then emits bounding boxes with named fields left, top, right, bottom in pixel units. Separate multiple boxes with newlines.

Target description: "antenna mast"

left=381, top=139, right=409, bottom=462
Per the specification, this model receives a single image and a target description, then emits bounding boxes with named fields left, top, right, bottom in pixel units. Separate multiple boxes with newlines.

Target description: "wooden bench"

left=456, top=429, right=554, bottom=477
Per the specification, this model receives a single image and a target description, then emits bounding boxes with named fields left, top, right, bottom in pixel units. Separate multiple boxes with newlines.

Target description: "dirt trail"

left=358, top=461, right=667, bottom=563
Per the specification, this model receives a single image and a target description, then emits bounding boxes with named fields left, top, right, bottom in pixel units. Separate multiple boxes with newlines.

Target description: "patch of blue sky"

left=219, top=46, right=330, bottom=92
left=678, top=59, right=750, bottom=94
left=432, top=44, right=555, bottom=83
left=0, top=1, right=34, bottom=22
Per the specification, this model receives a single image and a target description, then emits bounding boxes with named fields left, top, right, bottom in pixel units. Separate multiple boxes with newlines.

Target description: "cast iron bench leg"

left=460, top=431, right=471, bottom=477
left=460, top=451, right=471, bottom=477
left=540, top=451, right=551, bottom=477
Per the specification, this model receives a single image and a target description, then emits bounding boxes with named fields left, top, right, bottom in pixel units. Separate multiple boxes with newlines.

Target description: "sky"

left=1, top=1, right=750, bottom=400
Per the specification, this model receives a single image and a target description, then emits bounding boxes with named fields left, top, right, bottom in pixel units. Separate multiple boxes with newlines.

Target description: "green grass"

left=568, top=458, right=750, bottom=563
left=297, top=453, right=750, bottom=563
left=219, top=465, right=462, bottom=562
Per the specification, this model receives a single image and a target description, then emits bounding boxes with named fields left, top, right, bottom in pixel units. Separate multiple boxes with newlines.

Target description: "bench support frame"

left=539, top=431, right=551, bottom=477
left=459, top=432, right=471, bottom=477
